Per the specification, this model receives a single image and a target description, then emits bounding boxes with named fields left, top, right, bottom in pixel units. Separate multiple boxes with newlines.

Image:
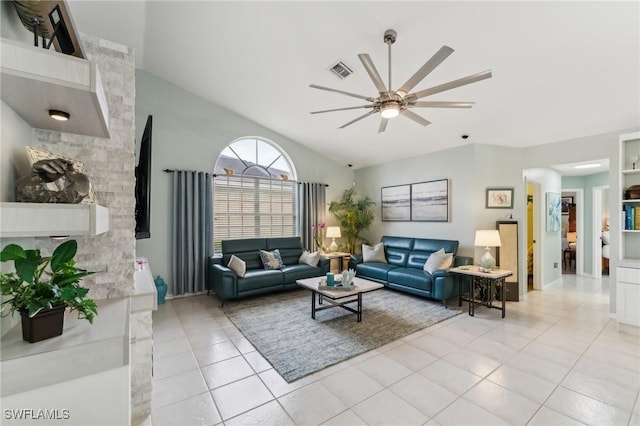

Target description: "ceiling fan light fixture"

left=380, top=103, right=400, bottom=119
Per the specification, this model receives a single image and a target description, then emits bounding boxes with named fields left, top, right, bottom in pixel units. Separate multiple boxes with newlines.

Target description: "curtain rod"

left=163, top=169, right=327, bottom=186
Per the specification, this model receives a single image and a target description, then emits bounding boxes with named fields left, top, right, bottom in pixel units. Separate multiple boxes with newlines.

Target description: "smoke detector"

left=328, top=61, right=353, bottom=79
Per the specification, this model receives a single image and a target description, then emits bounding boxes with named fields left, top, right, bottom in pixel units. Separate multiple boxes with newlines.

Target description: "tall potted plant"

left=328, top=188, right=376, bottom=254
left=0, top=239, right=97, bottom=343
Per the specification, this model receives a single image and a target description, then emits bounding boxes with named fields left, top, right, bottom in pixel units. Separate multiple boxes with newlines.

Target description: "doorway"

left=526, top=180, right=542, bottom=291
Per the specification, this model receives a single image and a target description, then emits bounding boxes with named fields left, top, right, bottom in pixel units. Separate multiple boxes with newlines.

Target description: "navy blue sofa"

left=351, top=236, right=473, bottom=307
left=208, top=237, right=330, bottom=304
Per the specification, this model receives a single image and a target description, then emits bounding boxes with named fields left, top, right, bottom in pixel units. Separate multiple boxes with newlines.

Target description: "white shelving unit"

left=617, top=131, right=640, bottom=331
left=0, top=38, right=109, bottom=138
left=0, top=202, right=109, bottom=237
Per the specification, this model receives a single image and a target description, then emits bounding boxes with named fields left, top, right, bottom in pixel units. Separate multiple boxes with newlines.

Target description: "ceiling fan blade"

left=396, top=46, right=454, bottom=97
left=401, top=109, right=431, bottom=127
left=378, top=117, right=389, bottom=133
left=411, top=70, right=492, bottom=100
left=310, top=105, right=373, bottom=114
left=338, top=110, right=377, bottom=129
left=411, top=101, right=475, bottom=108
left=358, top=53, right=389, bottom=96
left=309, top=84, right=375, bottom=102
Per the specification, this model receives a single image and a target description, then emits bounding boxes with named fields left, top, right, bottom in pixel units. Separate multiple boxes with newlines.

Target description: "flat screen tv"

left=135, top=115, right=152, bottom=239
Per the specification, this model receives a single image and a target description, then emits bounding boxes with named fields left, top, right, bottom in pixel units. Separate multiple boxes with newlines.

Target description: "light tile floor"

left=136, top=274, right=640, bottom=426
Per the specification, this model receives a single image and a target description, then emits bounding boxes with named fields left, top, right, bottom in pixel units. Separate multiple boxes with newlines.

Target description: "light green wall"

left=134, top=70, right=355, bottom=285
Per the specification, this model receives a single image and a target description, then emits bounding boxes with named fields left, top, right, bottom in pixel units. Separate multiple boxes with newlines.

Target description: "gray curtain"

left=298, top=182, right=326, bottom=251
left=171, top=171, right=213, bottom=295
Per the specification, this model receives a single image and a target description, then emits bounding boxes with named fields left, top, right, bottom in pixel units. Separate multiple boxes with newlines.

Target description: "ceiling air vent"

left=329, top=61, right=353, bottom=79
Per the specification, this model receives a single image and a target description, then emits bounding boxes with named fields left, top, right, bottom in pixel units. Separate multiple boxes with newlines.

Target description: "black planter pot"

left=19, top=304, right=67, bottom=343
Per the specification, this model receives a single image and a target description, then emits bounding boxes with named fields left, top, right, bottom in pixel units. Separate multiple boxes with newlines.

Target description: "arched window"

left=213, top=137, right=297, bottom=252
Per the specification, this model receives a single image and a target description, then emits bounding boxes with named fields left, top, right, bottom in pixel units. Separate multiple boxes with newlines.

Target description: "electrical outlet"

left=554, top=262, right=558, bottom=268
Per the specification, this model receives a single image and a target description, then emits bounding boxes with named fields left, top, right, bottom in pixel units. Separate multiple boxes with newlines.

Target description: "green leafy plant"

left=0, top=240, right=97, bottom=323
left=328, top=188, right=376, bottom=254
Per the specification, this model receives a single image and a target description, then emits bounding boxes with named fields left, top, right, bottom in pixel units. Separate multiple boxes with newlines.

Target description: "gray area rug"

left=222, top=288, right=462, bottom=382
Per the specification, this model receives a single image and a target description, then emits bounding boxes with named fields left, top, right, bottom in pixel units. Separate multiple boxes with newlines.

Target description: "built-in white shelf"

left=0, top=298, right=129, bottom=396
left=0, top=202, right=109, bottom=237
left=0, top=38, right=109, bottom=138
left=622, top=169, right=640, bottom=175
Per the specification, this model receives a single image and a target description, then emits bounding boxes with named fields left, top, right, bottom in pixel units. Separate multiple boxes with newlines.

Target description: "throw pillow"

left=362, top=242, right=387, bottom=263
left=260, top=249, right=285, bottom=270
left=423, top=248, right=453, bottom=274
left=227, top=255, right=247, bottom=277
left=299, top=250, right=321, bottom=268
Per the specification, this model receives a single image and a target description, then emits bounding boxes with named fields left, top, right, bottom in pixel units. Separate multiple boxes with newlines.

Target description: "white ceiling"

left=67, top=1, right=640, bottom=170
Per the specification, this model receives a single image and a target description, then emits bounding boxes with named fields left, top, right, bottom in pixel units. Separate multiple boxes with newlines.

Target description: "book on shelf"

left=624, top=204, right=640, bottom=230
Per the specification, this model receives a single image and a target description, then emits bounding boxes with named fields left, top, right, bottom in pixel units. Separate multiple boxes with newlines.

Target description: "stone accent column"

left=29, top=34, right=153, bottom=420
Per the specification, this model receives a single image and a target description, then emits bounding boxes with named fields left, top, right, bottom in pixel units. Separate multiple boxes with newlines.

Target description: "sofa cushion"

left=388, top=268, right=433, bottom=292
left=355, top=262, right=397, bottom=282
left=260, top=249, right=285, bottom=270
left=266, top=237, right=304, bottom=265
left=237, top=269, right=284, bottom=293
left=363, top=242, right=387, bottom=263
left=423, top=248, right=453, bottom=273
left=381, top=236, right=414, bottom=267
left=299, top=250, right=320, bottom=267
left=282, top=264, right=323, bottom=283
left=407, top=238, right=459, bottom=269
left=227, top=255, right=247, bottom=277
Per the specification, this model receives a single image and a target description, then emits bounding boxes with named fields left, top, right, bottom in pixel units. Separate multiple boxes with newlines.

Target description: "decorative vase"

left=20, top=304, right=67, bottom=343
left=154, top=275, right=168, bottom=305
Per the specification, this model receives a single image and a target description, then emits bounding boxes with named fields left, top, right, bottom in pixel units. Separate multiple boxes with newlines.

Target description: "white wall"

left=356, top=144, right=476, bottom=258
left=134, top=70, right=355, bottom=286
left=0, top=101, right=33, bottom=201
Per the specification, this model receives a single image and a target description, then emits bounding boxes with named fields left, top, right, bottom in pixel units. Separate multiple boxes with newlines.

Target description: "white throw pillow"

left=299, top=250, right=321, bottom=267
left=362, top=242, right=387, bottom=263
left=227, top=255, right=247, bottom=277
left=423, top=248, right=453, bottom=274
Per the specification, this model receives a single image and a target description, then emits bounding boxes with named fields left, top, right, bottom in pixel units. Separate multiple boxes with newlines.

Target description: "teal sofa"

left=351, top=236, right=472, bottom=307
left=208, top=237, right=330, bottom=305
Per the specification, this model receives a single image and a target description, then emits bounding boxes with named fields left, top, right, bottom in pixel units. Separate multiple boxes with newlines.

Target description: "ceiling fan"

left=309, top=29, right=492, bottom=133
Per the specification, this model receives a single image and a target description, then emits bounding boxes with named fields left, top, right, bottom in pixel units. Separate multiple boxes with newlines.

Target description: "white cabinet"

left=0, top=38, right=109, bottom=138
left=617, top=132, right=640, bottom=331
left=616, top=266, right=640, bottom=328
left=0, top=202, right=109, bottom=237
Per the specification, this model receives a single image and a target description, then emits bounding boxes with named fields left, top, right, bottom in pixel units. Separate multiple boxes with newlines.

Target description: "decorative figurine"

left=16, top=158, right=91, bottom=203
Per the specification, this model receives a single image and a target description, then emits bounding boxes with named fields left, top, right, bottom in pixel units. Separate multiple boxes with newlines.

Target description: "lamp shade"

left=567, top=232, right=577, bottom=243
left=326, top=226, right=341, bottom=238
left=474, top=230, right=502, bottom=247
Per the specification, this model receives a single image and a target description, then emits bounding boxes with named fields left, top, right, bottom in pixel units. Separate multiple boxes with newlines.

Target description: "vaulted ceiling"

left=68, top=1, right=639, bottom=169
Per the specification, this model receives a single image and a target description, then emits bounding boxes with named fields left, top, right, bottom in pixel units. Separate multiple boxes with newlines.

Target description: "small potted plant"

left=0, top=239, right=97, bottom=343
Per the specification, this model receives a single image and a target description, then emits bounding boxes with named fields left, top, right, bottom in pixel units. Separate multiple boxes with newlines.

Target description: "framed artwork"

left=381, top=184, right=411, bottom=221
left=546, top=192, right=561, bottom=232
left=25, top=146, right=97, bottom=204
left=486, top=187, right=514, bottom=209
left=561, top=196, right=573, bottom=215
left=411, top=179, right=448, bottom=222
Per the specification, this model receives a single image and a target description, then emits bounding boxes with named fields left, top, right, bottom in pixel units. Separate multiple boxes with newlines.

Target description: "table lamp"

left=474, top=230, right=502, bottom=272
left=567, top=232, right=577, bottom=245
left=326, top=226, right=341, bottom=252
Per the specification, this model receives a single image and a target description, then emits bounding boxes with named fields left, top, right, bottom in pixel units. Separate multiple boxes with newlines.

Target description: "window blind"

left=213, top=175, right=297, bottom=253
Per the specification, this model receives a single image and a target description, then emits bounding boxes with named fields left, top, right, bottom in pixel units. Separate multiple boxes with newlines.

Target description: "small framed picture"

left=486, top=187, right=514, bottom=209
